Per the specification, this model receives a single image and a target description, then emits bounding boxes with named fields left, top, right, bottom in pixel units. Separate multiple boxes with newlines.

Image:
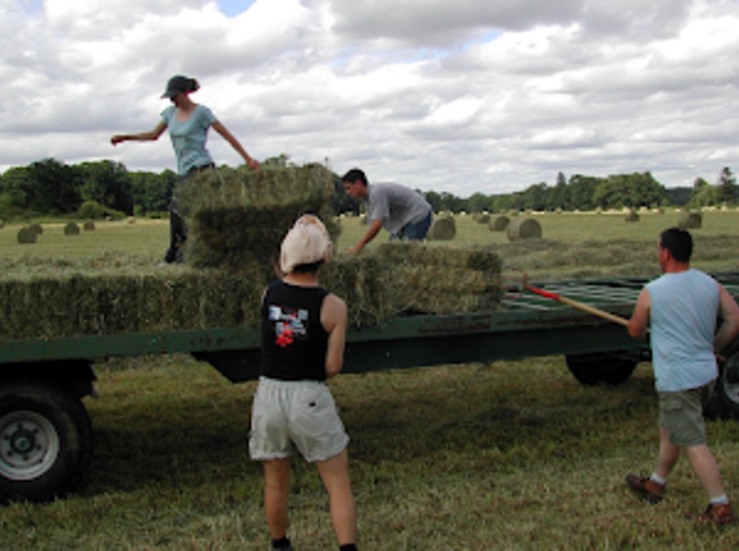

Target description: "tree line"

left=0, top=156, right=735, bottom=221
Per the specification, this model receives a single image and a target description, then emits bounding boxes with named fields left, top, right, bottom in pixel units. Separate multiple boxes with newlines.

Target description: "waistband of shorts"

left=259, top=376, right=326, bottom=388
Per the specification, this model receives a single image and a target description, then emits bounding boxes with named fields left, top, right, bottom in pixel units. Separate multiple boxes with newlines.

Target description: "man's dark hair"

left=341, top=168, right=368, bottom=186
left=660, top=227, right=692, bottom=263
left=292, top=260, right=324, bottom=274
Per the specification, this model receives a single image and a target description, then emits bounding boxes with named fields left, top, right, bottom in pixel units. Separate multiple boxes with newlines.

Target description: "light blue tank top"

left=161, top=104, right=217, bottom=175
left=646, top=269, right=719, bottom=392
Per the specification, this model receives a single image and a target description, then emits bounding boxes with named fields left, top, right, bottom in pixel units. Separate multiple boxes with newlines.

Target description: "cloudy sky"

left=3, top=0, right=738, bottom=195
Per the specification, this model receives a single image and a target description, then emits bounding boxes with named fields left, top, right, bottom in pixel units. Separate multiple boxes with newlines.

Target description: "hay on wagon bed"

left=488, top=215, right=510, bottom=232
left=0, top=243, right=504, bottom=339
left=506, top=218, right=542, bottom=241
left=179, top=164, right=339, bottom=269
left=428, top=216, right=456, bottom=241
left=678, top=211, right=702, bottom=229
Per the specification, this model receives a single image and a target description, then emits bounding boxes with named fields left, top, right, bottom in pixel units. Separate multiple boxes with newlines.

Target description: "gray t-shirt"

left=161, top=104, right=218, bottom=175
left=365, top=183, right=432, bottom=235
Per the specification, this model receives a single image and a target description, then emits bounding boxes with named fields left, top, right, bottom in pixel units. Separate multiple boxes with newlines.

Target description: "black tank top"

left=260, top=280, right=330, bottom=381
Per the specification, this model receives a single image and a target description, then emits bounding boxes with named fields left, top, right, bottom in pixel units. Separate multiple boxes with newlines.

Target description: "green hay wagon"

left=3, top=273, right=739, bottom=503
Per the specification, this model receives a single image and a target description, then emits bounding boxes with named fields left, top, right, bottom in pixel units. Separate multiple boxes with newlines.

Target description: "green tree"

left=717, top=167, right=737, bottom=205
left=77, top=160, right=134, bottom=214
left=130, top=170, right=176, bottom=214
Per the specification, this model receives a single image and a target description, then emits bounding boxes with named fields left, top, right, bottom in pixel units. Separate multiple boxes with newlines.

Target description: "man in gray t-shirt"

left=342, top=168, right=432, bottom=254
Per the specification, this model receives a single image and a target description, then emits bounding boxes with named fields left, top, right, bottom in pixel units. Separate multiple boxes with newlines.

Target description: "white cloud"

left=1, top=0, right=738, bottom=195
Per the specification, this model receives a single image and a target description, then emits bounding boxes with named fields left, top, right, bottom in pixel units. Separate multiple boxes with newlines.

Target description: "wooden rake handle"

left=525, top=285, right=631, bottom=328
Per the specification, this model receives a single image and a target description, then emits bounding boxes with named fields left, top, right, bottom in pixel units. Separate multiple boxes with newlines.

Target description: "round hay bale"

left=625, top=210, right=640, bottom=222
left=475, top=213, right=490, bottom=224
left=488, top=215, right=510, bottom=232
left=83, top=220, right=96, bottom=231
left=64, top=222, right=80, bottom=235
left=127, top=217, right=136, bottom=224
left=429, top=216, right=456, bottom=241
left=508, top=210, right=519, bottom=217
left=677, top=211, right=702, bottom=229
left=17, top=226, right=37, bottom=244
left=0, top=220, right=4, bottom=229
left=29, top=223, right=43, bottom=235
left=506, top=218, right=542, bottom=241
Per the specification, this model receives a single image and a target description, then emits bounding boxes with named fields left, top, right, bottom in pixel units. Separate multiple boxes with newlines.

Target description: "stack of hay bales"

left=488, top=215, right=510, bottom=232
left=428, top=215, right=456, bottom=241
left=678, top=211, right=702, bottom=229
left=179, top=164, right=339, bottom=270
left=506, top=218, right=542, bottom=241
left=0, top=164, right=505, bottom=340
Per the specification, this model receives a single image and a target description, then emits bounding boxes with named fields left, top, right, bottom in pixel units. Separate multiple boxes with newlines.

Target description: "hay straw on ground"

left=17, top=227, right=37, bottom=244
left=64, top=222, right=80, bottom=235
left=488, top=216, right=510, bottom=232
left=678, top=211, right=702, bottom=229
left=506, top=218, right=542, bottom=241
left=428, top=216, right=456, bottom=240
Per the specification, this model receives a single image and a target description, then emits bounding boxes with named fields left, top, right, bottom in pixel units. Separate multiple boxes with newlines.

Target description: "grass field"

left=3, top=210, right=739, bottom=549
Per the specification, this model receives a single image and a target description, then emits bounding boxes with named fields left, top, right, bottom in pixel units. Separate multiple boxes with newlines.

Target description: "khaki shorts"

left=249, top=377, right=349, bottom=463
left=658, top=383, right=714, bottom=447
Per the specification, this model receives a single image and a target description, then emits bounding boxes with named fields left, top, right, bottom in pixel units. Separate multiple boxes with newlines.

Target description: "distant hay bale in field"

left=428, top=216, right=456, bottom=241
left=488, top=215, right=510, bottom=232
left=83, top=220, right=96, bottom=231
left=508, top=210, right=519, bottom=217
left=474, top=213, right=491, bottom=224
left=29, top=223, right=43, bottom=235
left=625, top=210, right=640, bottom=222
left=556, top=208, right=563, bottom=214
left=506, top=218, right=542, bottom=241
left=677, top=211, right=702, bottom=229
left=17, top=226, right=37, bottom=244
left=127, top=217, right=136, bottom=224
left=0, top=220, right=4, bottom=229
left=179, top=164, right=339, bottom=269
left=64, top=222, right=80, bottom=236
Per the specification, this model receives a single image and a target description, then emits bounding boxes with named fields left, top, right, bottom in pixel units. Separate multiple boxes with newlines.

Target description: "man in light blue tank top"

left=625, top=227, right=739, bottom=525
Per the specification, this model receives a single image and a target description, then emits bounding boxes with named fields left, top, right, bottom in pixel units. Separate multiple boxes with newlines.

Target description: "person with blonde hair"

left=250, top=215, right=358, bottom=551
left=111, top=75, right=260, bottom=263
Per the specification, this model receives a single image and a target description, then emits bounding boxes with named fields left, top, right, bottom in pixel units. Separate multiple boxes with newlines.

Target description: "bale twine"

left=428, top=216, right=456, bottom=241
left=64, top=222, right=80, bottom=235
left=506, top=218, right=542, bottom=241
left=17, top=226, right=38, bottom=244
left=625, top=210, right=640, bottom=222
left=488, top=215, right=510, bottom=232
left=83, top=220, right=96, bottom=231
left=29, top=223, right=43, bottom=235
left=677, top=211, right=702, bottom=229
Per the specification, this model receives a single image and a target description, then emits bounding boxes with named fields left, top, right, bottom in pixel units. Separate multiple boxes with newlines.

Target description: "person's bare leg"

left=685, top=444, right=726, bottom=500
left=654, top=427, right=680, bottom=479
left=263, top=458, right=292, bottom=540
left=316, top=448, right=357, bottom=546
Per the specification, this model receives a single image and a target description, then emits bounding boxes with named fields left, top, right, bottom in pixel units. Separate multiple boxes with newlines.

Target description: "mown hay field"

left=2, top=210, right=739, bottom=549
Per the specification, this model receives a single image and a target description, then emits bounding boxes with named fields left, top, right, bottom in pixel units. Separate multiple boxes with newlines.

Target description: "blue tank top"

left=260, top=280, right=329, bottom=381
left=646, top=269, right=719, bottom=392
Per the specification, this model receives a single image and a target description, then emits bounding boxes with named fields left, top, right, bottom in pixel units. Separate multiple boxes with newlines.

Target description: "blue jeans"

left=391, top=211, right=433, bottom=241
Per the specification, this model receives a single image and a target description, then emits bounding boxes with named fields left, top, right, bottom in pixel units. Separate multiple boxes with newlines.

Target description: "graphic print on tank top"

left=269, top=305, right=310, bottom=348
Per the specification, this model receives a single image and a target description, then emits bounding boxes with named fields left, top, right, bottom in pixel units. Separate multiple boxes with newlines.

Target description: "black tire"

left=565, top=351, right=639, bottom=386
left=712, top=344, right=739, bottom=420
left=0, top=381, right=93, bottom=503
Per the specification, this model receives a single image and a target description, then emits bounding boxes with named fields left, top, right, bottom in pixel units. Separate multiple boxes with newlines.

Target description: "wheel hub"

left=0, top=411, right=59, bottom=481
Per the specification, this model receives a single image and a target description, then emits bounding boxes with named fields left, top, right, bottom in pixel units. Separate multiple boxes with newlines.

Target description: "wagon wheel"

left=565, top=350, right=639, bottom=386
left=0, top=381, right=93, bottom=503
left=710, top=341, right=739, bottom=420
